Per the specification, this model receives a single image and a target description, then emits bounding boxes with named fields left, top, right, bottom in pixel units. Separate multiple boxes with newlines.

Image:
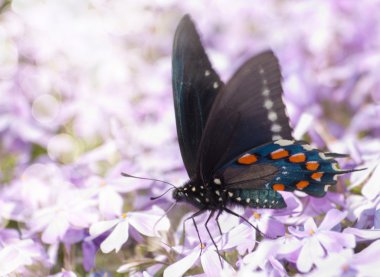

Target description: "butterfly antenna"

left=121, top=172, right=177, bottom=188
left=150, top=187, right=175, bottom=201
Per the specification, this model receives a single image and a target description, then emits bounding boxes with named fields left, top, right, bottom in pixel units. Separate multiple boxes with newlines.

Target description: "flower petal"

left=201, top=249, right=234, bottom=277
left=344, top=227, right=380, bottom=241
left=163, top=250, right=199, bottom=277
left=319, top=209, right=347, bottom=231
left=129, top=211, right=169, bottom=237
left=89, top=219, right=119, bottom=237
left=100, top=220, right=129, bottom=253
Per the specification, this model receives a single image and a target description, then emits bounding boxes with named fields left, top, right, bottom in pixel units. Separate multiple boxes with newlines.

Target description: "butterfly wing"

left=197, top=50, right=292, bottom=181
left=219, top=140, right=355, bottom=208
left=172, top=15, right=224, bottom=178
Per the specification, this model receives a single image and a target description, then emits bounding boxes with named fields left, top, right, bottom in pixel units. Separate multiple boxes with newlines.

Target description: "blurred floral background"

left=1, top=0, right=380, bottom=276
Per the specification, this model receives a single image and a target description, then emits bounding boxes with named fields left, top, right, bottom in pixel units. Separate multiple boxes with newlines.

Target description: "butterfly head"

left=172, top=187, right=185, bottom=202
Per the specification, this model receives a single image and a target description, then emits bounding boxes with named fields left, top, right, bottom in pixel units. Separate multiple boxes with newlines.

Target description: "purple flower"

left=289, top=209, right=355, bottom=272
left=309, top=240, right=380, bottom=277
left=89, top=206, right=170, bottom=253
left=0, top=229, right=46, bottom=275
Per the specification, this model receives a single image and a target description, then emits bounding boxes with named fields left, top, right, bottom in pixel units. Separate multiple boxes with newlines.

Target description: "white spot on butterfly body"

left=213, top=82, right=219, bottom=89
left=246, top=198, right=251, bottom=203
left=268, top=111, right=278, bottom=121
left=205, top=198, right=210, bottom=202
left=192, top=187, right=196, bottom=192
left=200, top=186, right=204, bottom=189
left=264, top=99, right=274, bottom=110
left=200, top=192, right=204, bottom=196
left=259, top=68, right=265, bottom=74
left=228, top=192, right=234, bottom=197
left=236, top=197, right=242, bottom=201
left=333, top=175, right=338, bottom=181
left=195, top=198, right=201, bottom=203
left=218, top=197, right=222, bottom=201
left=205, top=70, right=210, bottom=76
left=275, top=139, right=294, bottom=146
left=215, top=190, right=220, bottom=196
left=324, top=185, right=331, bottom=192
left=214, top=178, right=221, bottom=185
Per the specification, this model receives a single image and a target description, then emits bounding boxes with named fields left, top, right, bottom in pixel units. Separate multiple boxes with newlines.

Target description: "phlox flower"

left=30, top=188, right=99, bottom=244
left=242, top=240, right=287, bottom=276
left=163, top=223, right=251, bottom=277
left=0, top=229, right=46, bottom=275
left=288, top=209, right=356, bottom=272
left=309, top=240, right=380, bottom=277
left=89, top=206, right=170, bottom=253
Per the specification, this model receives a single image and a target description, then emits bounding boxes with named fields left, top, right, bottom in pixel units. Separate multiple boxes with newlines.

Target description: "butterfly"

left=170, top=14, right=355, bottom=250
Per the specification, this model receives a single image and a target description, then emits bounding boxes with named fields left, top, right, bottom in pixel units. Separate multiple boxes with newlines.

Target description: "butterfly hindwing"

left=217, top=140, right=351, bottom=201
left=197, top=51, right=293, bottom=181
left=172, top=15, right=224, bottom=178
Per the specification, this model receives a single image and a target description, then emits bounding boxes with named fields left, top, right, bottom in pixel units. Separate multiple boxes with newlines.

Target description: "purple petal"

left=318, top=209, right=347, bottom=231
left=353, top=240, right=380, bottom=271
left=89, top=219, right=119, bottom=238
left=344, top=227, right=380, bottom=241
left=100, top=220, right=129, bottom=253
left=362, top=164, right=380, bottom=200
left=163, top=250, right=199, bottom=277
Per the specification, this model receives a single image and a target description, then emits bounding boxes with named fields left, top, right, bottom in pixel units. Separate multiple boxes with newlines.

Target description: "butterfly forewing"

left=197, top=51, right=293, bottom=181
left=172, top=15, right=224, bottom=178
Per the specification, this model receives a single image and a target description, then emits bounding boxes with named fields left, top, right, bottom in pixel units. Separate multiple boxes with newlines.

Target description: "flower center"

left=309, top=229, right=315, bottom=235
left=121, top=213, right=128, bottom=219
left=253, top=212, right=261, bottom=220
left=200, top=243, right=206, bottom=249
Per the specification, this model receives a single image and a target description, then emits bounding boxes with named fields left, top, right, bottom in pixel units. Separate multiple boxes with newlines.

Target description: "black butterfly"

left=171, top=14, right=354, bottom=253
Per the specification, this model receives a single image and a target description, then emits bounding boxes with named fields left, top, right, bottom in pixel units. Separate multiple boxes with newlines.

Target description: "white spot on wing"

left=268, top=111, right=278, bottom=122
left=214, top=178, right=221, bottom=185
left=205, top=70, right=210, bottom=76
left=264, top=99, right=274, bottom=110
left=192, top=187, right=196, bottom=192
left=324, top=185, right=331, bottom=192
left=262, top=88, right=270, bottom=96
left=272, top=134, right=283, bottom=141
left=215, top=190, right=220, bottom=196
left=275, top=139, right=294, bottom=146
left=213, top=82, right=219, bottom=89
left=228, top=192, right=234, bottom=197
left=302, top=144, right=315, bottom=151
left=236, top=197, right=241, bottom=201
left=246, top=198, right=251, bottom=203
left=271, top=124, right=282, bottom=133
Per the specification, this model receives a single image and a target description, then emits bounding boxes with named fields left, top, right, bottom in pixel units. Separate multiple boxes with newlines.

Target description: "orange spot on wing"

left=306, top=161, right=319, bottom=171
left=238, top=154, right=258, bottom=164
left=270, top=149, right=289, bottom=160
left=272, top=184, right=285, bottom=191
left=296, top=180, right=310, bottom=190
left=289, top=153, right=306, bottom=163
left=311, top=172, right=324, bottom=181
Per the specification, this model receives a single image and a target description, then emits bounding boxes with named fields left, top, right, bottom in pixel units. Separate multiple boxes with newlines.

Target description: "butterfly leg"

left=183, top=209, right=206, bottom=256
left=205, top=210, right=224, bottom=267
left=223, top=207, right=261, bottom=242
left=215, top=209, right=223, bottom=236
